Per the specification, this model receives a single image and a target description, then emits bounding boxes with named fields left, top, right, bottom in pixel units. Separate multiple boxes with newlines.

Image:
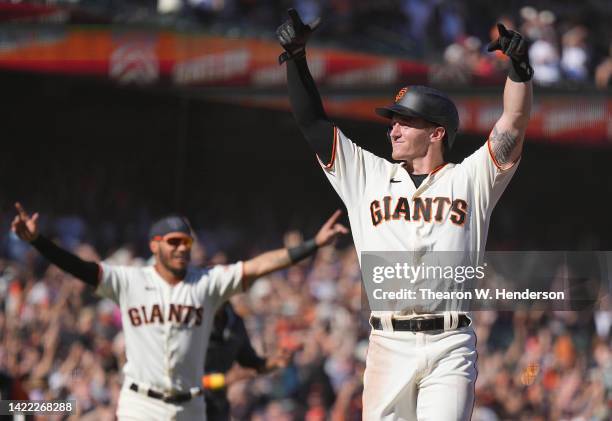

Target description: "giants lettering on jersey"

left=370, top=196, right=468, bottom=227
left=127, top=304, right=204, bottom=327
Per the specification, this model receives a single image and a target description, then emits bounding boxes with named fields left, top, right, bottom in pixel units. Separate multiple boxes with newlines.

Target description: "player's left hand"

left=487, top=23, right=528, bottom=62
left=314, top=210, right=349, bottom=247
left=276, top=8, right=321, bottom=64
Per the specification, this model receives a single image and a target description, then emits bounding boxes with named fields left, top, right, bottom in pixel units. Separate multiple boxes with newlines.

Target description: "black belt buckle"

left=130, top=383, right=193, bottom=404
left=163, top=393, right=192, bottom=404
left=163, top=395, right=179, bottom=404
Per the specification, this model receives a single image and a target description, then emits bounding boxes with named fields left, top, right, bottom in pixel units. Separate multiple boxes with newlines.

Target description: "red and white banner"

left=0, top=27, right=428, bottom=85
left=0, top=27, right=609, bottom=144
left=232, top=95, right=612, bottom=145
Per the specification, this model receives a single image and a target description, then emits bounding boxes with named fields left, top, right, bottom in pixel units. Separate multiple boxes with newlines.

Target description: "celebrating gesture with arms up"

left=12, top=202, right=347, bottom=421
left=277, top=11, right=532, bottom=421
left=486, top=23, right=533, bottom=168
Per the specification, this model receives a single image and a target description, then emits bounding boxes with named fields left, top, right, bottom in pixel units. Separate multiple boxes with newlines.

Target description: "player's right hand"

left=315, top=209, right=349, bottom=247
left=487, top=23, right=528, bottom=62
left=276, top=8, right=321, bottom=64
left=11, top=202, right=40, bottom=243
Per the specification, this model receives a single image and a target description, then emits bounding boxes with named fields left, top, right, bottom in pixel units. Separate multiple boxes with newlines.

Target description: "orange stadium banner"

left=0, top=26, right=609, bottom=144
left=0, top=26, right=428, bottom=86
left=227, top=95, right=612, bottom=145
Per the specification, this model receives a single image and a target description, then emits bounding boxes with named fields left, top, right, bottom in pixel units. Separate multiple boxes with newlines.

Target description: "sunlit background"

left=0, top=1, right=610, bottom=420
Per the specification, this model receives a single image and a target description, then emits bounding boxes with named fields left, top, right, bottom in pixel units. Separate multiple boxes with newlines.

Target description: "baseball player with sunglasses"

left=11, top=203, right=348, bottom=420
left=277, top=10, right=533, bottom=420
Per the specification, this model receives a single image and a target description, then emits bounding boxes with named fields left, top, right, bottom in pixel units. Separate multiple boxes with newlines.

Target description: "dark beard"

left=159, top=252, right=188, bottom=280
left=169, top=266, right=187, bottom=279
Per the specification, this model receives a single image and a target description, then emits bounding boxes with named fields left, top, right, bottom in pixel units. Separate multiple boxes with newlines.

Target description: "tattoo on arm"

left=490, top=126, right=519, bottom=164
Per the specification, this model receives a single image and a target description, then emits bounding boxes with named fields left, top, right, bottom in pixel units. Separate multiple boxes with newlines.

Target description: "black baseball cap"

left=375, top=85, right=460, bottom=148
left=149, top=215, right=193, bottom=239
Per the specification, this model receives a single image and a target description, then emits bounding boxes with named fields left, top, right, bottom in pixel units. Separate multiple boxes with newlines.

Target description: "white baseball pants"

left=363, top=325, right=477, bottom=421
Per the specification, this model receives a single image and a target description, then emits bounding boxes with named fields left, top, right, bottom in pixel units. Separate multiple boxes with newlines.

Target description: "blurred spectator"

left=561, top=26, right=590, bottom=82
left=429, top=41, right=472, bottom=85
left=294, top=0, right=322, bottom=28
left=594, top=43, right=612, bottom=88
left=430, top=35, right=498, bottom=85
left=526, top=10, right=562, bottom=86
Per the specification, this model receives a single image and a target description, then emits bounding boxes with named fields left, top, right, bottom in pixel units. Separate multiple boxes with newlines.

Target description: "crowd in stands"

left=171, top=0, right=611, bottom=88
left=0, top=221, right=610, bottom=420
left=3, top=0, right=612, bottom=89
left=430, top=6, right=612, bottom=88
left=21, top=0, right=611, bottom=88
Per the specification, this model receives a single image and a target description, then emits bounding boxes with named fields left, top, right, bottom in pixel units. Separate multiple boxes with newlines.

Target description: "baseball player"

left=11, top=203, right=348, bottom=421
left=203, top=301, right=293, bottom=421
left=277, top=11, right=533, bottom=420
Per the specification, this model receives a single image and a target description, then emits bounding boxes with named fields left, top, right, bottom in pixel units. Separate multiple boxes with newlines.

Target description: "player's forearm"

left=242, top=239, right=318, bottom=285
left=236, top=342, right=267, bottom=372
left=287, top=56, right=326, bottom=125
left=30, top=235, right=100, bottom=286
left=502, top=77, right=532, bottom=130
left=243, top=248, right=292, bottom=284
left=234, top=318, right=267, bottom=371
left=287, top=56, right=335, bottom=162
left=490, top=78, right=532, bottom=166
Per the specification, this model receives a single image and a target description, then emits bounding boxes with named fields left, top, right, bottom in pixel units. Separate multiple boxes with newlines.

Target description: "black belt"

left=370, top=314, right=471, bottom=332
left=129, top=383, right=197, bottom=404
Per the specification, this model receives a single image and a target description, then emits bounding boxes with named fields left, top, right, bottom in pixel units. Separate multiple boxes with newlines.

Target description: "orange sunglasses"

left=153, top=234, right=193, bottom=248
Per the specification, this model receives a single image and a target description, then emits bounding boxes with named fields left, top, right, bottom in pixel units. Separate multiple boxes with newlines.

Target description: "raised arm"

left=11, top=202, right=100, bottom=286
left=487, top=24, right=533, bottom=169
left=277, top=9, right=335, bottom=164
left=242, top=210, right=348, bottom=286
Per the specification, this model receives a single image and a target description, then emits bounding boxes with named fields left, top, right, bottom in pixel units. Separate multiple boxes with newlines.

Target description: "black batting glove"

left=487, top=23, right=534, bottom=82
left=276, top=8, right=321, bottom=65
left=487, top=23, right=528, bottom=61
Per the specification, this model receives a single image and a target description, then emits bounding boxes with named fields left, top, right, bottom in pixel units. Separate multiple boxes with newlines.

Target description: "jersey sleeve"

left=95, top=263, right=130, bottom=304
left=201, top=262, right=244, bottom=307
left=459, top=139, right=520, bottom=212
left=318, top=126, right=388, bottom=207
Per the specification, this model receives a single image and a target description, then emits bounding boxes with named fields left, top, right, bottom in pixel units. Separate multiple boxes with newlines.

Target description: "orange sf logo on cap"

left=395, top=87, right=408, bottom=102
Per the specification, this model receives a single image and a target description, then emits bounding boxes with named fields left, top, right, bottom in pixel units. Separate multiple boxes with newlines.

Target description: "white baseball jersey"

left=96, top=262, right=244, bottom=393
left=320, top=127, right=519, bottom=315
